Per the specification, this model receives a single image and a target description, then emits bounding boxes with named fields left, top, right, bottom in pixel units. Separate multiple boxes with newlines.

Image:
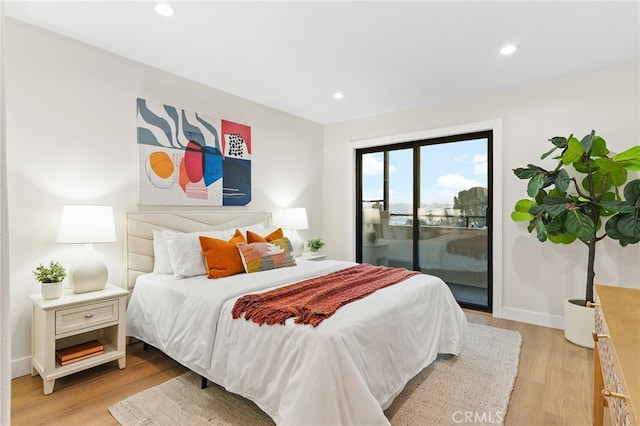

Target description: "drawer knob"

left=602, top=389, right=628, bottom=400
left=84, top=314, right=94, bottom=319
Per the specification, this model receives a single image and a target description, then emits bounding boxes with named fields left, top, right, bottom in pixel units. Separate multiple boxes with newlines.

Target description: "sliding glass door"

left=356, top=131, right=492, bottom=311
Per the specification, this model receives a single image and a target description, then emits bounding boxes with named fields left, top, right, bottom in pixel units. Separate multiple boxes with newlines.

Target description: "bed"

left=124, top=212, right=467, bottom=426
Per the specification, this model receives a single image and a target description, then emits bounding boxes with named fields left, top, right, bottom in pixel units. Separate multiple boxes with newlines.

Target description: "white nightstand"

left=29, top=283, right=129, bottom=394
left=363, top=242, right=389, bottom=266
left=299, top=253, right=327, bottom=261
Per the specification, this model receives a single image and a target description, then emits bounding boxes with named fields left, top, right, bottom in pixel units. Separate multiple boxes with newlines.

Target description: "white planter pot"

left=40, top=282, right=62, bottom=300
left=564, top=299, right=595, bottom=349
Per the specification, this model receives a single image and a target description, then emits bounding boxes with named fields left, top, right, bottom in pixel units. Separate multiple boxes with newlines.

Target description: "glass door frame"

left=355, top=130, right=493, bottom=312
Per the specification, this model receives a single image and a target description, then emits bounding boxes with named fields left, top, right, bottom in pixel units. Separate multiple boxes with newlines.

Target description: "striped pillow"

left=237, top=238, right=296, bottom=273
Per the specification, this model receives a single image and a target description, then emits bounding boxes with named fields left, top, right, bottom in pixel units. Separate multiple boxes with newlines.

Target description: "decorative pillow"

left=199, top=230, right=247, bottom=279
left=164, top=229, right=232, bottom=279
left=236, top=237, right=296, bottom=273
left=246, top=227, right=284, bottom=243
left=392, top=225, right=411, bottom=240
left=229, top=229, right=247, bottom=244
left=152, top=230, right=175, bottom=274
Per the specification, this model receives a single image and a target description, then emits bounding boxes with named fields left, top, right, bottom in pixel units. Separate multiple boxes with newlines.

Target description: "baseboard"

left=500, top=306, right=564, bottom=330
left=12, top=355, right=31, bottom=379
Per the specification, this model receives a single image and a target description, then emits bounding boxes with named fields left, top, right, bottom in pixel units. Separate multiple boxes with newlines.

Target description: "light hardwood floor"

left=11, top=310, right=596, bottom=425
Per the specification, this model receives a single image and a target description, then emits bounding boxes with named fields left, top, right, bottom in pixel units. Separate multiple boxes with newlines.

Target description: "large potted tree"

left=511, top=130, right=640, bottom=347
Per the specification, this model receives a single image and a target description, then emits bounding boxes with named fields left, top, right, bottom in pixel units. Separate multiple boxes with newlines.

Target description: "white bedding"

left=126, top=259, right=467, bottom=426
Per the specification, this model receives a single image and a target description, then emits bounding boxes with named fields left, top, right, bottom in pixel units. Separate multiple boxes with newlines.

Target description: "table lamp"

left=363, top=208, right=381, bottom=243
left=56, top=205, right=116, bottom=293
left=280, top=207, right=308, bottom=256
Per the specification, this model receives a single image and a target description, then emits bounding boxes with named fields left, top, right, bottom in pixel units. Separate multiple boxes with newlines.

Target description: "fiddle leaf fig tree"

left=511, top=131, right=640, bottom=304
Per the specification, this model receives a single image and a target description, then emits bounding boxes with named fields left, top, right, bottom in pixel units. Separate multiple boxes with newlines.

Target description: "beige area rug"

left=109, top=323, right=522, bottom=425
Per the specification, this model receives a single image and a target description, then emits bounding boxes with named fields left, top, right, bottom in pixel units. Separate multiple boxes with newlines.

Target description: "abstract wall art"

left=136, top=98, right=251, bottom=206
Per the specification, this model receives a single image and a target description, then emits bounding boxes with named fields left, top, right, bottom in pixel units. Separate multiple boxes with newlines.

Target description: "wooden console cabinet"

left=592, top=284, right=639, bottom=426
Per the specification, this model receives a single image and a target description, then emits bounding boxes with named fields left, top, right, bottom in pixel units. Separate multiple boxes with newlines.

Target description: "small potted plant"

left=307, top=238, right=325, bottom=253
left=34, top=261, right=66, bottom=300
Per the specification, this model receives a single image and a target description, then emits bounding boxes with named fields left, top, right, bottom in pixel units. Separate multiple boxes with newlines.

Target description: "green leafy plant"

left=33, top=261, right=66, bottom=283
left=307, top=238, right=325, bottom=251
left=511, top=130, right=640, bottom=304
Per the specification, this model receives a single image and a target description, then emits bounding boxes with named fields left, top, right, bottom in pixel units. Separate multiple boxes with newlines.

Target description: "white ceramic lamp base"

left=69, top=245, right=108, bottom=293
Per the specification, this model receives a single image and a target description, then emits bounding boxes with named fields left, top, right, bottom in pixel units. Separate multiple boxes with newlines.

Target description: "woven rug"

left=109, top=323, right=521, bottom=425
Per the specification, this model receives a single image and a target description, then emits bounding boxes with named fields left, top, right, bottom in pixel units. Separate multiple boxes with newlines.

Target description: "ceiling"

left=5, top=1, right=640, bottom=124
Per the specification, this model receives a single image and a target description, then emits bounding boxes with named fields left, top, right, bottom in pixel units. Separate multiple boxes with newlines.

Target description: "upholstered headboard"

left=124, top=211, right=272, bottom=290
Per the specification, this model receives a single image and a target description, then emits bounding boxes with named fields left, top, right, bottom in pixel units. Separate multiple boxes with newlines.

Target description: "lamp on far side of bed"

left=280, top=207, right=308, bottom=257
left=363, top=208, right=381, bottom=243
left=56, top=205, right=116, bottom=294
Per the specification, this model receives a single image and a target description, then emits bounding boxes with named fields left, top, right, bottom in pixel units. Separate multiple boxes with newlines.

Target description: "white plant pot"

left=40, top=282, right=62, bottom=300
left=564, top=299, right=595, bottom=349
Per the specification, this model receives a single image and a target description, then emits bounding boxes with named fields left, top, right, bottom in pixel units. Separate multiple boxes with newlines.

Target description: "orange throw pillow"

left=229, top=229, right=246, bottom=244
left=246, top=228, right=284, bottom=243
left=199, top=230, right=247, bottom=279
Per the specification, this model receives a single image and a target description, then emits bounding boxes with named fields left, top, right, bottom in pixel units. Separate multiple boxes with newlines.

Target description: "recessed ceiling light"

left=500, top=44, right=518, bottom=56
left=333, top=92, right=345, bottom=100
left=155, top=3, right=175, bottom=17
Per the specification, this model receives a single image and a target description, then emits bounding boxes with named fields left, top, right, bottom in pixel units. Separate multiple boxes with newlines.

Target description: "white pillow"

left=392, top=225, right=411, bottom=240
left=152, top=230, right=175, bottom=274
left=235, top=223, right=265, bottom=235
left=164, top=230, right=232, bottom=279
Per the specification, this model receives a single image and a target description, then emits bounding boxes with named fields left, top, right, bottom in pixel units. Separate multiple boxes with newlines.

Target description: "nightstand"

left=363, top=242, right=389, bottom=266
left=299, top=253, right=327, bottom=261
left=29, top=283, right=129, bottom=394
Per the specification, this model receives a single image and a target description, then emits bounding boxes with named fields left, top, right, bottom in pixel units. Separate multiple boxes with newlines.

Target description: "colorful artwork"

left=136, top=98, right=251, bottom=206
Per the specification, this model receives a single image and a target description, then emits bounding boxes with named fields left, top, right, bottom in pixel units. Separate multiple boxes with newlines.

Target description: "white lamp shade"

left=57, top=205, right=116, bottom=243
left=276, top=207, right=308, bottom=257
left=56, top=205, right=115, bottom=293
left=280, top=207, right=309, bottom=230
left=363, top=208, right=381, bottom=225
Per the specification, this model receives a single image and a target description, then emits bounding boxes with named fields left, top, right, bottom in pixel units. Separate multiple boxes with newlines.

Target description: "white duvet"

left=126, top=260, right=467, bottom=426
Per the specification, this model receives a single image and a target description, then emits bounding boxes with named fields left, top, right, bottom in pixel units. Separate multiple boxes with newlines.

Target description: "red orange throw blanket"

left=232, top=264, right=419, bottom=327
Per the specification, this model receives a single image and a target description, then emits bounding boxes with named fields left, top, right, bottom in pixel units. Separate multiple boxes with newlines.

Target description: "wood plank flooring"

left=11, top=310, right=596, bottom=425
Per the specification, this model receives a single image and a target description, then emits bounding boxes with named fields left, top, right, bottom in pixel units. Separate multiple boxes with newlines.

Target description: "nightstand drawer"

left=55, top=300, right=118, bottom=335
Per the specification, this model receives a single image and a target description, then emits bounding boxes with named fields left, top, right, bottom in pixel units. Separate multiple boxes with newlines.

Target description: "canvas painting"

left=136, top=98, right=251, bottom=206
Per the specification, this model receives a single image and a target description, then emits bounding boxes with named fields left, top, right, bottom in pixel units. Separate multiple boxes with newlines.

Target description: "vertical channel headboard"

left=124, top=211, right=272, bottom=290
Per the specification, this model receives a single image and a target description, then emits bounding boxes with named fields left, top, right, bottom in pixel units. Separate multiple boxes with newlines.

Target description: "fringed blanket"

left=232, top=264, right=419, bottom=327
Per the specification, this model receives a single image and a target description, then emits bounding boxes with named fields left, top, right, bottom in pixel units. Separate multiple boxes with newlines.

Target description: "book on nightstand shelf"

left=55, top=340, right=104, bottom=365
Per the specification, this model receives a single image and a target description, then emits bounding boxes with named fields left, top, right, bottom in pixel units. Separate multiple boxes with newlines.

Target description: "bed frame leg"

left=201, top=376, right=208, bottom=389
left=143, top=342, right=149, bottom=351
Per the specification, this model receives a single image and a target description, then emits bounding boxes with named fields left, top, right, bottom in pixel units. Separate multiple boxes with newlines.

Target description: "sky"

left=362, top=138, right=488, bottom=209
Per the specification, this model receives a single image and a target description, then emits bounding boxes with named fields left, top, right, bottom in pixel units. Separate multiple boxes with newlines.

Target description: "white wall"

left=5, top=19, right=324, bottom=377
left=322, top=63, right=640, bottom=328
